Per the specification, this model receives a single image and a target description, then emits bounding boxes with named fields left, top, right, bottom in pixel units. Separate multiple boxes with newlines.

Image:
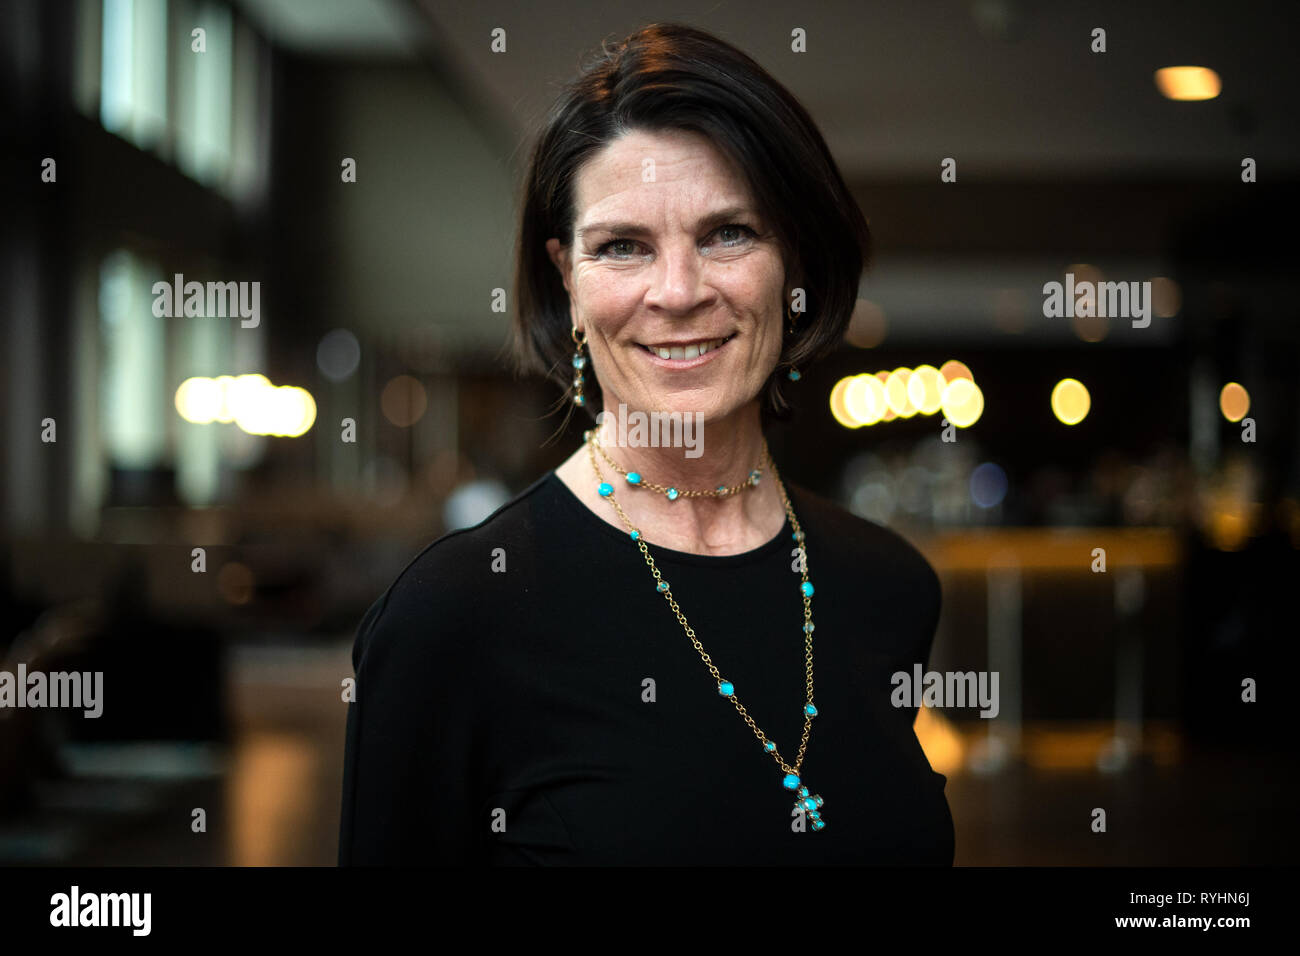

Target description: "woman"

left=339, top=22, right=954, bottom=865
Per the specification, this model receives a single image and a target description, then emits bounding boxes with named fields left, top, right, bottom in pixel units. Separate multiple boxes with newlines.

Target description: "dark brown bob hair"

left=511, top=22, right=871, bottom=423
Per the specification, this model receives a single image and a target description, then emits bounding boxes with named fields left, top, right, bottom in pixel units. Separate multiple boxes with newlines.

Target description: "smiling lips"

left=639, top=333, right=735, bottom=363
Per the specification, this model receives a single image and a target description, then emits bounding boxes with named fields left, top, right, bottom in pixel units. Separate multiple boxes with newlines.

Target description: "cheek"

left=740, top=276, right=785, bottom=340
left=740, top=256, right=786, bottom=320
left=755, top=317, right=785, bottom=366
left=575, top=269, right=636, bottom=323
left=746, top=296, right=786, bottom=371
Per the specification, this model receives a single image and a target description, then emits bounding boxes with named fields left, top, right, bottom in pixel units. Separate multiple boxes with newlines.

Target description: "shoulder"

left=351, top=473, right=556, bottom=671
left=788, top=482, right=941, bottom=624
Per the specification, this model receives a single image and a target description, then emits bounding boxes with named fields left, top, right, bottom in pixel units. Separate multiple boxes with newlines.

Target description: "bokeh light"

left=1219, top=382, right=1250, bottom=422
left=1065, top=264, right=1107, bottom=343
left=1155, top=66, right=1222, bottom=101
left=907, top=364, right=944, bottom=415
left=1150, top=277, right=1181, bottom=317
left=845, top=373, right=887, bottom=426
left=970, top=462, right=1009, bottom=509
left=829, top=376, right=857, bottom=428
left=175, top=376, right=222, bottom=424
left=317, top=329, right=361, bottom=382
left=941, top=378, right=984, bottom=427
left=227, top=373, right=273, bottom=426
left=218, top=561, right=255, bottom=605
left=884, top=368, right=917, bottom=417
left=381, top=374, right=428, bottom=427
left=173, top=375, right=316, bottom=437
left=844, top=299, right=888, bottom=348
left=1051, top=378, right=1091, bottom=425
left=832, top=362, right=980, bottom=427
left=939, top=360, right=973, bottom=384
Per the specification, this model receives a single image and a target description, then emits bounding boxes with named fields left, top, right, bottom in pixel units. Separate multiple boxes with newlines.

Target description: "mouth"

left=638, top=333, right=736, bottom=366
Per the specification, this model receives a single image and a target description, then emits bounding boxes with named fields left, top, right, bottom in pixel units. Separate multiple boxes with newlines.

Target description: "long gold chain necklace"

left=584, top=428, right=826, bottom=830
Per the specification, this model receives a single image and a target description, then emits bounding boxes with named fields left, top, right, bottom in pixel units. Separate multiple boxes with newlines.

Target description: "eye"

left=593, top=238, right=647, bottom=259
left=711, top=223, right=756, bottom=247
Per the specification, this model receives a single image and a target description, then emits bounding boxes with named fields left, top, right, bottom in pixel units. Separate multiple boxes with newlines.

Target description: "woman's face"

left=547, top=127, right=788, bottom=424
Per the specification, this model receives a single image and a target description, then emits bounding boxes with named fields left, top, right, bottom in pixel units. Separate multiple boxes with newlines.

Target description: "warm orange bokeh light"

left=1219, top=382, right=1250, bottom=422
left=939, top=360, right=973, bottom=384
left=1155, top=66, right=1222, bottom=101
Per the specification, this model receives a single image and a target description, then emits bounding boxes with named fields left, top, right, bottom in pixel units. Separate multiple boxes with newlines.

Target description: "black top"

left=338, top=470, right=954, bottom=865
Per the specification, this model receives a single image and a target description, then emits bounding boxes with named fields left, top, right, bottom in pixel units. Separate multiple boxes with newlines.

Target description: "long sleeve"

left=338, top=548, right=484, bottom=865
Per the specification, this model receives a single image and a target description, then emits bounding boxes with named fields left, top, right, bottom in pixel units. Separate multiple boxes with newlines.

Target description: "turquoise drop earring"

left=571, top=326, right=588, bottom=406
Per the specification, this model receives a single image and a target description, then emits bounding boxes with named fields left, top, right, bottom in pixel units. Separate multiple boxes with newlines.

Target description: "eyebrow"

left=575, top=205, right=758, bottom=240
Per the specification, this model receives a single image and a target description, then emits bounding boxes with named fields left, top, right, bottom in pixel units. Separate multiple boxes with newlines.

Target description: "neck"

left=583, top=399, right=787, bottom=556
left=594, top=400, right=767, bottom=488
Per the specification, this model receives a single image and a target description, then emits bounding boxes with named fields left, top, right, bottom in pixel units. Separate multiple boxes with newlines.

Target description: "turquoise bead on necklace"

left=589, top=433, right=767, bottom=501
left=584, top=429, right=826, bottom=832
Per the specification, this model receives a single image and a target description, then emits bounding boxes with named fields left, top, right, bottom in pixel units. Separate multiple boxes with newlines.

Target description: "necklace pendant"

left=782, top=774, right=826, bottom=830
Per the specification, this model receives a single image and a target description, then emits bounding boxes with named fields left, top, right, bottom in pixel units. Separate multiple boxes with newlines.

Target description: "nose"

left=643, top=239, right=714, bottom=315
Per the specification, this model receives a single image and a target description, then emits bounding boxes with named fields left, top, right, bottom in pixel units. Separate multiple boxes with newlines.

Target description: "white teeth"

left=648, top=337, right=726, bottom=360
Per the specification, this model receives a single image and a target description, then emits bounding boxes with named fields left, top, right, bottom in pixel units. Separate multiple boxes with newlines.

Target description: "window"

left=80, top=0, right=263, bottom=201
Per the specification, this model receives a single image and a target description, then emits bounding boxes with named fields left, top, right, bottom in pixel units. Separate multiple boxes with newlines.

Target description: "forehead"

left=573, top=127, right=753, bottom=220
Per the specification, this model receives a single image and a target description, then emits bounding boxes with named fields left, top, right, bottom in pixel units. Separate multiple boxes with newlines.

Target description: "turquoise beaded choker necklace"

left=584, top=428, right=826, bottom=831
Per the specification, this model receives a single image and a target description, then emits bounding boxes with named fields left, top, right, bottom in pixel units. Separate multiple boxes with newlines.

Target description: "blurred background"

left=3, top=0, right=1298, bottom=865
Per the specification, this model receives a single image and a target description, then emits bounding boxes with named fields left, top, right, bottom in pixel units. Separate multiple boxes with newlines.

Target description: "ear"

left=786, top=261, right=806, bottom=306
left=543, top=238, right=581, bottom=330
left=781, top=247, right=805, bottom=310
left=546, top=238, right=573, bottom=294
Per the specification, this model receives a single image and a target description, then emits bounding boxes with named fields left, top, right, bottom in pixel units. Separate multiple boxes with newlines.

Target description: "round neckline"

left=545, top=470, right=795, bottom=568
